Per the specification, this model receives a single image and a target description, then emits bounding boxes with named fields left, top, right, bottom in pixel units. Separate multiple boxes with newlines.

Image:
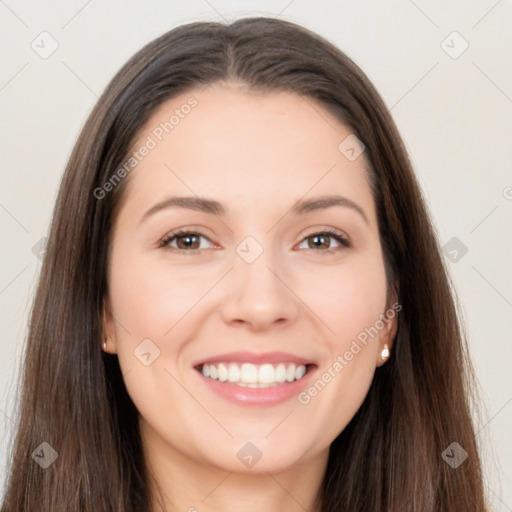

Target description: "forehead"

left=120, top=83, right=374, bottom=222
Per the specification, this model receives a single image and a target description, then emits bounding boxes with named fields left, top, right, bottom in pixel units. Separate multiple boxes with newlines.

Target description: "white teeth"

left=217, top=363, right=228, bottom=382
left=227, top=363, right=240, bottom=382
left=295, top=365, right=306, bottom=380
left=240, top=363, right=258, bottom=383
left=209, top=364, right=218, bottom=380
left=258, top=364, right=275, bottom=383
left=199, top=362, right=309, bottom=386
left=275, top=363, right=287, bottom=383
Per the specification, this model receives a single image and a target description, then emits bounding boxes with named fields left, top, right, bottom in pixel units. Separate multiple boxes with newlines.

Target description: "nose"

left=219, top=247, right=300, bottom=332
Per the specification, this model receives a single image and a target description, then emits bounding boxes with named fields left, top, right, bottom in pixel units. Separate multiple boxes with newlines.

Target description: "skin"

left=103, top=82, right=398, bottom=512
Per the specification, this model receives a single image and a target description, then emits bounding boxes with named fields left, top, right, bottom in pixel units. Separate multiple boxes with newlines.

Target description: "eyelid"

left=297, top=226, right=351, bottom=250
left=158, top=225, right=352, bottom=252
left=299, top=225, right=349, bottom=241
left=158, top=228, right=217, bottom=250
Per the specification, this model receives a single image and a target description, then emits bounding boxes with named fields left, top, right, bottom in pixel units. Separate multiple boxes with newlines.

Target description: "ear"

left=102, top=296, right=118, bottom=354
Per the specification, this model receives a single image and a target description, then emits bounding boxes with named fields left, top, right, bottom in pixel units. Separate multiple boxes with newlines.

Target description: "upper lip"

left=192, top=351, right=317, bottom=368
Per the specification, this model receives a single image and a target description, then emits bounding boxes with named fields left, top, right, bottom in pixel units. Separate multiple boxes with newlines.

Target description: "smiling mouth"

left=194, top=362, right=316, bottom=388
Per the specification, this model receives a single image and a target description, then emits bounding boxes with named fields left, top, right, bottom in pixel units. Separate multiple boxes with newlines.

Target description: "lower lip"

left=195, top=366, right=317, bottom=406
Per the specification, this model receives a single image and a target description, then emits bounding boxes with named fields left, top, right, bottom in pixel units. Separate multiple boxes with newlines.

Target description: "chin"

left=200, top=440, right=311, bottom=475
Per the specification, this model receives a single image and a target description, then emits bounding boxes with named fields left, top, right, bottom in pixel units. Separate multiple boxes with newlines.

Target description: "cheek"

left=296, top=264, right=387, bottom=442
left=108, top=245, right=209, bottom=338
left=298, top=254, right=387, bottom=431
left=299, top=252, right=389, bottom=344
left=107, top=246, right=224, bottom=391
left=106, top=249, right=197, bottom=425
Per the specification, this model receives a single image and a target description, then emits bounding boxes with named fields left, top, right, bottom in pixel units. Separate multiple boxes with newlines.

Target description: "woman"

left=1, top=16, right=488, bottom=511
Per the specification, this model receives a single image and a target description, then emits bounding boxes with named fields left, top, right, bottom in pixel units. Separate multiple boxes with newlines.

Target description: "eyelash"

left=158, top=228, right=352, bottom=254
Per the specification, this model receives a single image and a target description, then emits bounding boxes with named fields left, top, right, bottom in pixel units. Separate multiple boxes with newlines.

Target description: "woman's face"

left=104, top=82, right=397, bottom=474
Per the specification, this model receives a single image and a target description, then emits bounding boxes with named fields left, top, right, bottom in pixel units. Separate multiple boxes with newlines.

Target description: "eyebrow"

left=139, top=194, right=369, bottom=225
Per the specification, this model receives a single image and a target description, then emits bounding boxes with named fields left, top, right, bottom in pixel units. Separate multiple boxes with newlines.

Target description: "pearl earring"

left=381, top=344, right=390, bottom=362
left=102, top=335, right=111, bottom=352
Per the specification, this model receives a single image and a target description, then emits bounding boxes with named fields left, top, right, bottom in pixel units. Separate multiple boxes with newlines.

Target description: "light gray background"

left=1, top=0, right=511, bottom=508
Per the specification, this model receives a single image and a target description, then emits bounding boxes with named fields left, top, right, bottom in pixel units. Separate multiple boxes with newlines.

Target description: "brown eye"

left=158, top=228, right=351, bottom=254
left=297, top=230, right=351, bottom=251
left=159, top=231, right=213, bottom=251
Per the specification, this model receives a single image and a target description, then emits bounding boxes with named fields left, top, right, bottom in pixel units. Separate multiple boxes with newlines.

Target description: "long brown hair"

left=1, top=17, right=488, bottom=511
